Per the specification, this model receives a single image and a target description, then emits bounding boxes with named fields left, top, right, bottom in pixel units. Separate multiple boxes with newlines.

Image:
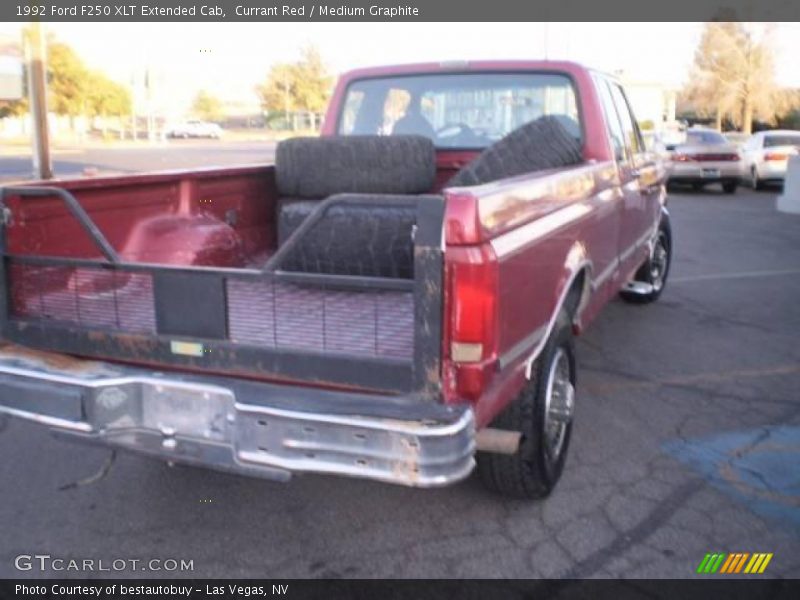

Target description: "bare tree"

left=684, top=23, right=786, bottom=134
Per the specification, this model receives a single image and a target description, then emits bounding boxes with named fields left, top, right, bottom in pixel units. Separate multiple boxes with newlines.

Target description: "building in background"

left=0, top=32, right=23, bottom=101
left=616, top=70, right=678, bottom=132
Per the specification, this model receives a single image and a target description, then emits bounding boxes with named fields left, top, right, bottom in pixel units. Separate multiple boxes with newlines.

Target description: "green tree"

left=684, top=23, right=786, bottom=134
left=87, top=72, right=131, bottom=118
left=256, top=45, right=333, bottom=126
left=0, top=99, right=27, bottom=119
left=191, top=90, right=223, bottom=121
left=291, top=45, right=333, bottom=114
left=257, top=62, right=296, bottom=115
left=43, top=40, right=130, bottom=120
left=47, top=41, right=90, bottom=117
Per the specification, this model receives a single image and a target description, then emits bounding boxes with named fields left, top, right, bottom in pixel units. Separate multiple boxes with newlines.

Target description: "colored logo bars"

left=696, top=552, right=773, bottom=574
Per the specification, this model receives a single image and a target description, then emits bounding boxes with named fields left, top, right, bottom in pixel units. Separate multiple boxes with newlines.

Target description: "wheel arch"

left=523, top=241, right=593, bottom=379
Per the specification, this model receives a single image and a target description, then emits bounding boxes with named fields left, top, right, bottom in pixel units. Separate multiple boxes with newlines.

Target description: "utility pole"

left=25, top=21, right=52, bottom=179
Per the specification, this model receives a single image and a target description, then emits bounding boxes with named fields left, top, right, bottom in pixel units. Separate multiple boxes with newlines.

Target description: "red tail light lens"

left=696, top=153, right=740, bottom=162
left=674, top=153, right=740, bottom=162
left=445, top=244, right=499, bottom=402
left=450, top=244, right=498, bottom=356
left=765, top=152, right=790, bottom=161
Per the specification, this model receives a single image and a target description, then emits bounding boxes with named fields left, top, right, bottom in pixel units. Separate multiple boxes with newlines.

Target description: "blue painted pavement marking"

left=664, top=425, right=800, bottom=530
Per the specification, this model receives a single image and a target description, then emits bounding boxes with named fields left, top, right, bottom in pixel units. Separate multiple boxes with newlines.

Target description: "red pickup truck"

left=0, top=61, right=670, bottom=498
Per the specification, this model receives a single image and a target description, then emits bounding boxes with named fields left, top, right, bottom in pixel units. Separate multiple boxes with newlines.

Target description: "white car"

left=166, top=120, right=223, bottom=139
left=665, top=128, right=742, bottom=194
left=741, top=130, right=800, bottom=190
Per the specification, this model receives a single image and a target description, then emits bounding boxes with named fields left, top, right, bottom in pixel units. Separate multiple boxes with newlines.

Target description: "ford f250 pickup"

left=0, top=61, right=670, bottom=498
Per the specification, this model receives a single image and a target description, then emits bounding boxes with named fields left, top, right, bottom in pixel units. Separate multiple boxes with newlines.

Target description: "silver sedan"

left=740, top=130, right=800, bottom=190
left=665, top=128, right=742, bottom=194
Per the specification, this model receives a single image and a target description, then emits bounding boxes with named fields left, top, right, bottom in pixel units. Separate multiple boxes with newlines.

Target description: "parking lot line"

left=671, top=268, right=800, bottom=283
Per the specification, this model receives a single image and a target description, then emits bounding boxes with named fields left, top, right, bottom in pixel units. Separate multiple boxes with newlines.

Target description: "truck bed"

left=0, top=170, right=445, bottom=397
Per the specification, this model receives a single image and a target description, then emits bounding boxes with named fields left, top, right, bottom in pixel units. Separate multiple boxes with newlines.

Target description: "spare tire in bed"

left=275, top=135, right=436, bottom=199
left=275, top=194, right=441, bottom=279
left=277, top=198, right=317, bottom=246
left=447, top=115, right=584, bottom=188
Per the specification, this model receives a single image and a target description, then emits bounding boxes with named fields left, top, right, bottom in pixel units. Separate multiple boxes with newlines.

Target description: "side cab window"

left=593, top=74, right=627, bottom=163
left=609, top=83, right=645, bottom=159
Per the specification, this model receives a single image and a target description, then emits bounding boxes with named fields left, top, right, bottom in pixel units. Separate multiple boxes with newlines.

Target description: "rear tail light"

left=674, top=153, right=740, bottom=162
left=445, top=244, right=499, bottom=401
left=696, top=153, right=740, bottom=162
left=765, top=152, right=790, bottom=161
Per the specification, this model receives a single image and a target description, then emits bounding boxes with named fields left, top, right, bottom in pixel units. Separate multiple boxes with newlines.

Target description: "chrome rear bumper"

left=0, top=344, right=475, bottom=487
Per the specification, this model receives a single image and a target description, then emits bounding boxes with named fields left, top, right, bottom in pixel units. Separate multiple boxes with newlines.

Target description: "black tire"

left=448, top=116, right=583, bottom=187
left=277, top=193, right=436, bottom=278
left=477, top=310, right=576, bottom=499
left=619, top=215, right=672, bottom=304
left=751, top=166, right=765, bottom=191
left=722, top=180, right=738, bottom=194
left=275, top=135, right=436, bottom=199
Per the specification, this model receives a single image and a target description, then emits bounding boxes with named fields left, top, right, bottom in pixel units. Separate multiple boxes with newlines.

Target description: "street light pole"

left=26, top=21, right=52, bottom=180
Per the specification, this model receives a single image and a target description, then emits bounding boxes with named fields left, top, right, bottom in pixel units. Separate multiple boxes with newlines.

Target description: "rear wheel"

left=620, top=217, right=672, bottom=304
left=751, top=166, right=765, bottom=190
left=477, top=310, right=576, bottom=499
left=722, top=180, right=738, bottom=194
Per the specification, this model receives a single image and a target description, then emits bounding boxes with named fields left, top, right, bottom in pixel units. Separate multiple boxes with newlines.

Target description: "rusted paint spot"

left=114, top=333, right=158, bottom=355
left=390, top=435, right=423, bottom=485
left=426, top=365, right=439, bottom=388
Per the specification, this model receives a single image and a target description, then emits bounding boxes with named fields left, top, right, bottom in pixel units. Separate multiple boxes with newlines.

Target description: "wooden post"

left=26, top=21, right=53, bottom=180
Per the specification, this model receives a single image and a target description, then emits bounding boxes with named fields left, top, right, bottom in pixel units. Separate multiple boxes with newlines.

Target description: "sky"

left=1, top=22, right=799, bottom=117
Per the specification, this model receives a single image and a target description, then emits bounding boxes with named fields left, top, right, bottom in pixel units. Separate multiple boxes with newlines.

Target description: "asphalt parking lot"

left=0, top=146, right=799, bottom=578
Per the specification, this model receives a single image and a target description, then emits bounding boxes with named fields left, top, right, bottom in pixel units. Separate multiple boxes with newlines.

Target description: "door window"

left=609, top=84, right=644, bottom=156
left=593, top=74, right=626, bottom=162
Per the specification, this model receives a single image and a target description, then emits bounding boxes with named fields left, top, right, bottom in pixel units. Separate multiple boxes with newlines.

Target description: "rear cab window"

left=684, top=130, right=727, bottom=145
left=337, top=71, right=582, bottom=150
left=764, top=134, right=800, bottom=148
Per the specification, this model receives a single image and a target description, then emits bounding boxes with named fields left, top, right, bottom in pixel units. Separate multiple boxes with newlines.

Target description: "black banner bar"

left=3, top=579, right=800, bottom=600
left=3, top=0, right=800, bottom=22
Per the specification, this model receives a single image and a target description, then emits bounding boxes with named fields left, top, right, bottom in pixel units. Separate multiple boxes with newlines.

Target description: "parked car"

left=665, top=127, right=742, bottom=193
left=741, top=129, right=800, bottom=190
left=165, top=119, right=223, bottom=139
left=0, top=61, right=670, bottom=499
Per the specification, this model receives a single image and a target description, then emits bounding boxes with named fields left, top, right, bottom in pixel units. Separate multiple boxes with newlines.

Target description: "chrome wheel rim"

left=543, top=347, right=574, bottom=460
left=650, top=232, right=669, bottom=292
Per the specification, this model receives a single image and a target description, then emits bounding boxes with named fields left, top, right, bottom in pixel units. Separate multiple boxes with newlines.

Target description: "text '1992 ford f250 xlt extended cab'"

left=0, top=61, right=670, bottom=498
